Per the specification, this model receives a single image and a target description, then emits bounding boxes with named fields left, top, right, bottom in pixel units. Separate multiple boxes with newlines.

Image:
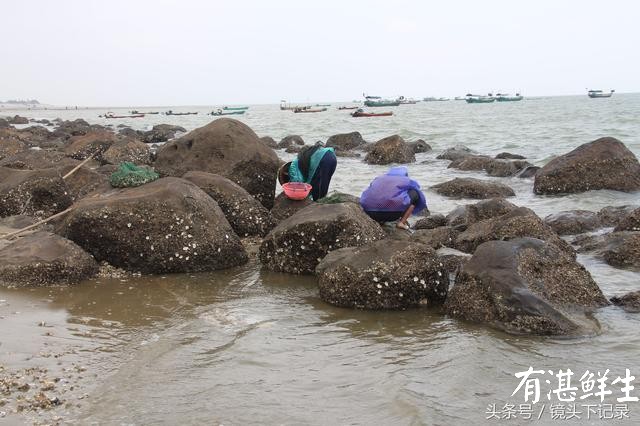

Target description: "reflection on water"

left=2, top=95, right=640, bottom=424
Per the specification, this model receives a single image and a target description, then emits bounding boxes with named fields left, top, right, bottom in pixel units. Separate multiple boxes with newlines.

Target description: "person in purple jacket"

left=360, top=166, right=427, bottom=230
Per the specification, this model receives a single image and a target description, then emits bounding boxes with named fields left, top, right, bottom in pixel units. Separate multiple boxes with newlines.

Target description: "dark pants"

left=365, top=189, right=420, bottom=222
left=310, top=152, right=337, bottom=201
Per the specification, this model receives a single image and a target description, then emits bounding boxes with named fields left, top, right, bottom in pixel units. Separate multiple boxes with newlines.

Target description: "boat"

left=102, top=112, right=145, bottom=118
left=465, top=93, right=495, bottom=103
left=130, top=110, right=159, bottom=114
left=338, top=106, right=359, bottom=110
left=423, top=97, right=450, bottom=102
left=280, top=101, right=309, bottom=111
left=210, top=110, right=246, bottom=116
left=351, top=109, right=393, bottom=118
left=223, top=106, right=249, bottom=110
left=315, top=104, right=331, bottom=107
left=165, top=110, right=198, bottom=115
left=362, top=93, right=400, bottom=107
left=454, top=96, right=467, bottom=101
left=293, top=107, right=326, bottom=113
left=397, top=96, right=419, bottom=104
left=588, top=89, right=615, bottom=98
left=495, top=93, right=523, bottom=102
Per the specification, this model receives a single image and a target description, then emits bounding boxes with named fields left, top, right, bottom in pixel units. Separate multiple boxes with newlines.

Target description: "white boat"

left=465, top=93, right=495, bottom=104
left=495, top=93, right=523, bottom=102
left=588, top=89, right=615, bottom=98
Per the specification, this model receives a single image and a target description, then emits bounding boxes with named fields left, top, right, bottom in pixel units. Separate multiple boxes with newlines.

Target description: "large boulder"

left=141, top=124, right=186, bottom=143
left=408, top=139, right=431, bottom=154
left=455, top=207, right=573, bottom=255
left=0, top=167, right=72, bottom=219
left=432, top=178, right=515, bottom=199
left=58, top=177, right=248, bottom=273
left=182, top=171, right=276, bottom=237
left=446, top=198, right=517, bottom=230
left=445, top=238, right=609, bottom=335
left=436, top=145, right=474, bottom=161
left=316, top=240, right=448, bottom=309
left=58, top=164, right=109, bottom=201
left=154, top=118, right=280, bottom=209
left=543, top=210, right=602, bottom=235
left=259, top=203, right=385, bottom=274
left=598, top=205, right=638, bottom=227
left=614, top=207, right=640, bottom=232
left=102, top=138, right=151, bottom=165
left=0, top=149, right=78, bottom=170
left=485, top=159, right=531, bottom=177
left=270, top=191, right=313, bottom=222
left=326, top=132, right=365, bottom=151
left=260, top=136, right=278, bottom=149
left=364, top=135, right=415, bottom=165
left=448, top=155, right=493, bottom=171
left=0, top=231, right=98, bottom=287
left=278, top=135, right=305, bottom=149
left=496, top=152, right=526, bottom=160
left=574, top=231, right=640, bottom=269
left=52, top=119, right=93, bottom=137
left=64, top=131, right=117, bottom=162
left=534, top=137, right=640, bottom=194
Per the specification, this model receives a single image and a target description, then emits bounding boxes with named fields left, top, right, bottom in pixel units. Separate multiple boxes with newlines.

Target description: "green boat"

left=364, top=100, right=401, bottom=107
left=495, top=93, right=523, bottom=102
left=210, top=110, right=246, bottom=116
left=223, top=106, right=249, bottom=110
left=465, top=94, right=495, bottom=104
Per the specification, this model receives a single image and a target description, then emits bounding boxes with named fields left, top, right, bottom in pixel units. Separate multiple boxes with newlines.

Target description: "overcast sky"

left=2, top=0, right=639, bottom=106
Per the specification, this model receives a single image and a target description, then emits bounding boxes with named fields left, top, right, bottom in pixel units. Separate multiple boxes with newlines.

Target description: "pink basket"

left=283, top=182, right=312, bottom=200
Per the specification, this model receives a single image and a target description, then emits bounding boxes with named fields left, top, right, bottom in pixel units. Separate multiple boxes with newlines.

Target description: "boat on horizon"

left=362, top=94, right=400, bottom=107
left=466, top=93, right=496, bottom=104
left=293, top=107, right=326, bottom=113
left=588, top=89, right=615, bottom=98
left=130, top=110, right=159, bottom=114
left=495, top=93, right=523, bottom=102
left=280, top=101, right=309, bottom=111
left=210, top=109, right=246, bottom=116
left=223, top=106, right=249, bottom=110
left=397, top=96, right=419, bottom=104
left=165, top=110, right=198, bottom=115
left=102, top=112, right=145, bottom=119
left=351, top=108, right=393, bottom=118
left=423, top=97, right=449, bottom=102
left=338, top=106, right=359, bottom=110
left=315, top=103, right=331, bottom=107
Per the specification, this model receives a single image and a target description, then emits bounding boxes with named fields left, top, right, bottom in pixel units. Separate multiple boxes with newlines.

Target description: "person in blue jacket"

left=277, top=142, right=337, bottom=201
left=360, top=166, right=427, bottom=230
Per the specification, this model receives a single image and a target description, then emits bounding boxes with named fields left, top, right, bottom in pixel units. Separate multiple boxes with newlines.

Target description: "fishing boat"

left=351, top=109, right=393, bottom=118
left=165, top=110, right=198, bottom=115
left=465, top=93, right=495, bottom=103
left=130, top=110, right=159, bottom=114
left=362, top=94, right=400, bottom=107
left=588, top=89, right=615, bottom=98
left=315, top=104, right=331, bottom=107
left=210, top=110, right=246, bottom=116
left=293, top=107, right=326, bottom=113
left=223, top=106, right=249, bottom=110
left=103, top=112, right=145, bottom=118
left=398, top=96, right=419, bottom=104
left=495, top=93, right=523, bottom=102
left=423, top=97, right=449, bottom=102
left=338, top=106, right=359, bottom=110
left=280, top=101, right=309, bottom=111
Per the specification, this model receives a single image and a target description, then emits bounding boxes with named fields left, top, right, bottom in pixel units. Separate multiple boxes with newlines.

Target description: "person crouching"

left=277, top=142, right=337, bottom=201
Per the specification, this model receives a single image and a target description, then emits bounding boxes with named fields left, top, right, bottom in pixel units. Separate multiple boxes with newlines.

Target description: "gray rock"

left=543, top=210, right=602, bottom=235
left=278, top=135, right=305, bottom=149
left=270, top=192, right=314, bottom=222
left=614, top=207, right=640, bottom=232
left=414, top=213, right=447, bottom=230
left=364, top=135, right=415, bottom=165
left=432, top=178, right=515, bottom=199
left=408, top=139, right=432, bottom=154
left=436, top=145, right=474, bottom=161
left=326, top=131, right=365, bottom=151
left=495, top=152, right=526, bottom=160
left=598, top=205, right=639, bottom=227
left=0, top=167, right=72, bottom=219
left=611, top=291, right=640, bottom=313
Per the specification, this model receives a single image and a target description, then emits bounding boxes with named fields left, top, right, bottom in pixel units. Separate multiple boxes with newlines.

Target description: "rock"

left=102, top=138, right=151, bottom=165
left=0, top=232, right=98, bottom=287
left=316, top=191, right=359, bottom=205
left=285, top=145, right=303, bottom=154
left=53, top=119, right=92, bottom=137
left=517, top=165, right=540, bottom=179
left=364, top=135, right=415, bottom=165
left=455, top=207, right=573, bottom=255
left=260, top=136, right=278, bottom=149
left=614, top=207, right=640, bottom=232
left=445, top=198, right=517, bottom=230
left=414, top=214, right=447, bottom=230
left=436, top=247, right=471, bottom=275
left=0, top=167, right=72, bottom=219
left=410, top=226, right=459, bottom=249
left=444, top=238, right=609, bottom=335
left=154, top=118, right=280, bottom=209
left=141, top=124, right=186, bottom=143
left=8, top=115, right=29, bottom=125
left=0, top=118, right=10, bottom=128
left=0, top=214, right=39, bottom=231
left=610, top=291, right=640, bottom=313
left=534, top=137, right=640, bottom=194
left=598, top=205, right=639, bottom=227
left=278, top=135, right=305, bottom=149
left=543, top=210, right=601, bottom=235
left=485, top=159, right=531, bottom=177
left=118, top=127, right=141, bottom=138
left=436, top=145, right=474, bottom=161
left=259, top=203, right=385, bottom=274
left=64, top=131, right=116, bottom=162
left=0, top=138, right=27, bottom=161
left=334, top=150, right=361, bottom=158
left=432, top=178, right=515, bottom=199
left=495, top=152, right=526, bottom=160
left=600, top=232, right=640, bottom=269
left=0, top=149, right=80, bottom=170
left=58, top=165, right=109, bottom=201
left=408, top=139, right=431, bottom=154
left=316, top=240, right=447, bottom=309
left=182, top=171, right=275, bottom=237
left=270, top=192, right=313, bottom=222
left=448, top=155, right=493, bottom=171
left=326, top=131, right=365, bottom=151
left=58, top=177, right=248, bottom=273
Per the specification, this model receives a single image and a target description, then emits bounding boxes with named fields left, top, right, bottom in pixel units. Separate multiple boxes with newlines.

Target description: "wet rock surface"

left=102, top=138, right=151, bottom=165
left=0, top=167, right=72, bottom=219
left=610, top=291, right=640, bottom=313
left=58, top=177, right=248, bottom=273
left=534, top=137, right=640, bottom=194
left=445, top=238, right=609, bottom=335
left=408, top=139, right=431, bottom=154
left=448, top=155, right=493, bottom=171
left=154, top=118, right=280, bottom=209
left=259, top=203, right=385, bottom=274
left=414, top=213, right=447, bottom=230
left=64, top=131, right=116, bottom=163
left=517, top=165, right=540, bottom=179
left=410, top=226, right=459, bottom=249
left=614, top=207, right=640, bottom=232
left=0, top=231, right=98, bottom=287
left=543, top=210, right=602, bottom=235
left=484, top=159, right=531, bottom=177
left=364, top=135, right=415, bottom=165
left=0, top=149, right=78, bottom=170
left=278, top=134, right=305, bottom=149
left=141, top=124, right=186, bottom=143
left=183, top=171, right=276, bottom=237
left=495, top=152, right=526, bottom=160
left=445, top=198, right=517, bottom=230
left=316, top=240, right=448, bottom=309
left=436, top=145, right=474, bottom=161
left=259, top=136, right=278, bottom=149
left=598, top=205, right=638, bottom=227
left=270, top=192, right=314, bottom=222
left=325, top=131, right=365, bottom=151
left=432, top=177, right=515, bottom=199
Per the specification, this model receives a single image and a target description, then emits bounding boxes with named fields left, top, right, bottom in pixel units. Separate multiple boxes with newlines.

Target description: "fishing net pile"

left=109, top=162, right=159, bottom=188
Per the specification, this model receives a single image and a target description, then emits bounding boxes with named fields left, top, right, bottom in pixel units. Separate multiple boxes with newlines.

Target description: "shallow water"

left=2, top=95, right=640, bottom=424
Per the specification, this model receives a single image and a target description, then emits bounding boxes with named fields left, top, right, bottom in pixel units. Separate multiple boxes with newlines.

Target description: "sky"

left=2, top=0, right=639, bottom=106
